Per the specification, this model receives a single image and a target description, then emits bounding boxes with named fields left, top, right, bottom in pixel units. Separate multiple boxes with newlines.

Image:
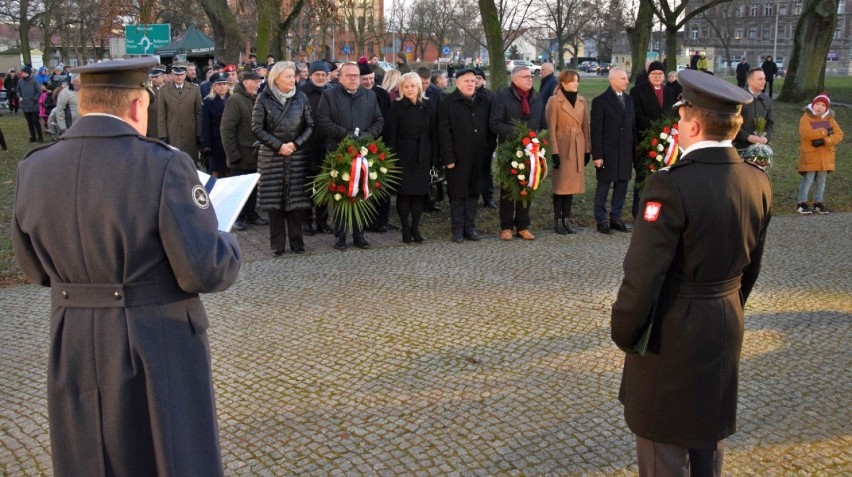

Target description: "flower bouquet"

left=740, top=117, right=773, bottom=170
left=312, top=135, right=400, bottom=233
left=637, top=116, right=679, bottom=187
left=494, top=122, right=549, bottom=207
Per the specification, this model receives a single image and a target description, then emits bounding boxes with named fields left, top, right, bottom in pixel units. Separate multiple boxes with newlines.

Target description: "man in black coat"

left=299, top=61, right=334, bottom=235
left=735, top=56, right=750, bottom=88
left=761, top=56, right=779, bottom=98
left=630, top=61, right=678, bottom=218
left=590, top=67, right=635, bottom=234
left=12, top=57, right=241, bottom=476
left=612, top=69, right=772, bottom=477
left=473, top=68, right=497, bottom=209
left=438, top=68, right=496, bottom=242
left=734, top=68, right=774, bottom=150
left=361, top=61, right=392, bottom=233
left=490, top=65, right=544, bottom=241
left=315, top=62, right=384, bottom=250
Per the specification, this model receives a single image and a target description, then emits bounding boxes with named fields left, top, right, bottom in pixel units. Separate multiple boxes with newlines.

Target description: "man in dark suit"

left=146, top=64, right=166, bottom=138
left=12, top=57, right=241, bottom=476
left=735, top=56, right=750, bottom=88
left=590, top=66, right=635, bottom=234
left=734, top=68, right=774, bottom=151
left=611, top=69, right=772, bottom=477
left=630, top=61, right=678, bottom=217
left=360, top=61, right=392, bottom=233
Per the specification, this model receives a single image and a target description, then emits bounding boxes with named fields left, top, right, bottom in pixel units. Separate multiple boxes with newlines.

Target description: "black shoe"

left=374, top=225, right=388, bottom=233
left=320, top=223, right=334, bottom=234
left=354, top=238, right=371, bottom=249
left=402, top=229, right=412, bottom=243
left=597, top=223, right=612, bottom=234
left=292, top=247, right=306, bottom=254
left=272, top=249, right=285, bottom=257
left=232, top=221, right=246, bottom=231
left=610, top=219, right=631, bottom=232
left=463, top=231, right=480, bottom=241
left=412, top=229, right=425, bottom=243
left=452, top=235, right=464, bottom=243
left=302, top=224, right=316, bottom=236
left=247, top=216, right=269, bottom=226
left=427, top=205, right=441, bottom=213
left=484, top=200, right=497, bottom=209
left=563, top=220, right=577, bottom=234
left=555, top=220, right=568, bottom=235
left=334, top=239, right=348, bottom=251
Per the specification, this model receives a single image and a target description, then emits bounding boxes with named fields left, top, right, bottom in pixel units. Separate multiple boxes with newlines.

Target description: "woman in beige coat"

left=545, top=69, right=591, bottom=234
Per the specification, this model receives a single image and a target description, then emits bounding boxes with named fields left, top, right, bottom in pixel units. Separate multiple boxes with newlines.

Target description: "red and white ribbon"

left=347, top=155, right=370, bottom=199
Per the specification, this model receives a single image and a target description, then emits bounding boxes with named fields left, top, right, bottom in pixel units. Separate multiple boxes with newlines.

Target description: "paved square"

left=1, top=214, right=850, bottom=475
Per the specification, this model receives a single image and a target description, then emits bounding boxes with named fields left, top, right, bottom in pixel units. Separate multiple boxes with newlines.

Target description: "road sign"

left=442, top=46, right=450, bottom=55
left=125, top=24, right=171, bottom=56
left=405, top=46, right=411, bottom=53
left=342, top=44, right=352, bottom=55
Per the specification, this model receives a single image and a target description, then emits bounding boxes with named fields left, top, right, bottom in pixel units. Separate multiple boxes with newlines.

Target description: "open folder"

left=197, top=171, right=260, bottom=232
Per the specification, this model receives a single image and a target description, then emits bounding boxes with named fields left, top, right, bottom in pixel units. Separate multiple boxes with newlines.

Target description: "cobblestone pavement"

left=1, top=214, right=850, bottom=476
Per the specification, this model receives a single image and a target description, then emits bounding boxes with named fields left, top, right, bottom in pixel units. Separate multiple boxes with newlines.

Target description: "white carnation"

left=334, top=193, right=342, bottom=201
left=369, top=172, right=378, bottom=180
left=518, top=163, right=525, bottom=170
left=511, top=161, right=519, bottom=168
left=515, top=151, right=523, bottom=158
left=379, top=167, right=388, bottom=174
left=329, top=170, right=339, bottom=178
left=518, top=174, right=526, bottom=180
left=656, top=144, right=664, bottom=152
left=660, top=132, right=669, bottom=140
left=341, top=172, right=350, bottom=181
left=360, top=147, right=369, bottom=156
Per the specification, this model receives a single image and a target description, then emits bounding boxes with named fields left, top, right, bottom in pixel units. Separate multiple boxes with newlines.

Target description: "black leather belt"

left=670, top=276, right=742, bottom=299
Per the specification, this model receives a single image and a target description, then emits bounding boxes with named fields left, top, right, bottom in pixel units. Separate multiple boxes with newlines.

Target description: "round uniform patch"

left=192, top=185, right=210, bottom=209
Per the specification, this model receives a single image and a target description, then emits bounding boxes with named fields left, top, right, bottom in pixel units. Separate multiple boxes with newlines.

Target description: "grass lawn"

left=2, top=75, right=851, bottom=284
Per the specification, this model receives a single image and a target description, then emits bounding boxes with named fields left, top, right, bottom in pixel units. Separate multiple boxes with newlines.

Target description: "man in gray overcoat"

left=611, top=70, right=772, bottom=477
left=158, top=63, right=202, bottom=163
left=12, top=57, right=241, bottom=477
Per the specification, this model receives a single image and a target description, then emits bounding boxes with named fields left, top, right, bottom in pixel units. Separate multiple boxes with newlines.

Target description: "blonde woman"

left=252, top=62, right=314, bottom=255
left=381, top=69, right=402, bottom=100
left=200, top=72, right=231, bottom=177
left=384, top=72, right=436, bottom=243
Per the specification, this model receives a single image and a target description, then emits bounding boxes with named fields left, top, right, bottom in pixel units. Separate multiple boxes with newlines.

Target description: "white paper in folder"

left=197, top=171, right=260, bottom=232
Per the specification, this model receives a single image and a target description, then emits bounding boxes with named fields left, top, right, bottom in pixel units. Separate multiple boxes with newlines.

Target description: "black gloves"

left=584, top=152, right=592, bottom=165
left=812, top=139, right=825, bottom=147
left=552, top=153, right=560, bottom=169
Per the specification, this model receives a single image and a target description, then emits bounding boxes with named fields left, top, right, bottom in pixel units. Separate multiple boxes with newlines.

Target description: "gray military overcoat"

left=158, top=81, right=202, bottom=160
left=12, top=115, right=241, bottom=476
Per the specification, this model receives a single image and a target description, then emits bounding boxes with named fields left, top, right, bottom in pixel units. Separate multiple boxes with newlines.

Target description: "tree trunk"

left=478, top=0, right=507, bottom=89
left=197, top=0, right=244, bottom=64
left=627, top=0, right=653, bottom=80
left=777, top=0, right=838, bottom=103
left=256, top=14, right=272, bottom=60
left=665, top=26, right=678, bottom=72
left=19, top=0, right=31, bottom=65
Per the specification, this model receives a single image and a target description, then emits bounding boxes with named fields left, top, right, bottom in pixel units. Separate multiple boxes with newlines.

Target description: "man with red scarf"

left=489, top=66, right=544, bottom=241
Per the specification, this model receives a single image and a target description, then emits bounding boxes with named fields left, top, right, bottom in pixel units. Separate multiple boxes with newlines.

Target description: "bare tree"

left=196, top=0, right=245, bottom=63
left=645, top=0, right=733, bottom=72
left=778, top=0, right=839, bottom=102
left=0, top=0, right=44, bottom=65
left=586, top=0, right=628, bottom=63
left=337, top=0, right=379, bottom=56
left=532, top=0, right=593, bottom=69
left=701, top=2, right=737, bottom=76
left=452, top=0, right=536, bottom=57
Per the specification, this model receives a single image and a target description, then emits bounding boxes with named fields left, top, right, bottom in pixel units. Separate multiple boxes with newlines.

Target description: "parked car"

left=596, top=63, right=613, bottom=75
left=578, top=61, right=598, bottom=72
left=676, top=64, right=688, bottom=71
left=506, top=59, right=541, bottom=76
left=376, top=60, right=397, bottom=72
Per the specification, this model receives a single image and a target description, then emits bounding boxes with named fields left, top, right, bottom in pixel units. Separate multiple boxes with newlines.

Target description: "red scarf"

left=513, top=83, right=531, bottom=117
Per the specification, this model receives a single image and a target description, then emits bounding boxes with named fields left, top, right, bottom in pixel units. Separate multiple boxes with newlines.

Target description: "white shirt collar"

left=682, top=140, right=733, bottom=157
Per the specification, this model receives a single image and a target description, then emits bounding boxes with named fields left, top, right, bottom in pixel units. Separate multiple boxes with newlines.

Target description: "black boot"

left=400, top=216, right=411, bottom=243
left=555, top=218, right=568, bottom=234
left=563, top=218, right=576, bottom=234
left=562, top=195, right=576, bottom=234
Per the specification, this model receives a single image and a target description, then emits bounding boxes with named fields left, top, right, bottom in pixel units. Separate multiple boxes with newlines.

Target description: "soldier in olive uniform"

left=146, top=64, right=166, bottom=138
left=611, top=70, right=772, bottom=477
left=158, top=63, right=202, bottom=162
left=12, top=57, right=241, bottom=477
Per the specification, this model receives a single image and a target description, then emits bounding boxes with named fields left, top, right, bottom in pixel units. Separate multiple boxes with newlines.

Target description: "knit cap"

left=811, top=93, right=830, bottom=109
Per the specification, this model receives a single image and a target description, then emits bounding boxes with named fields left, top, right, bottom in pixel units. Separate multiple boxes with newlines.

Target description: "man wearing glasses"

left=489, top=66, right=544, bottom=241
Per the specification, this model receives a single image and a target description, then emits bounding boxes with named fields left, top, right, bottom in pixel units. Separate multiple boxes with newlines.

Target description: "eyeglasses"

left=342, top=74, right=360, bottom=78
left=517, top=75, right=533, bottom=79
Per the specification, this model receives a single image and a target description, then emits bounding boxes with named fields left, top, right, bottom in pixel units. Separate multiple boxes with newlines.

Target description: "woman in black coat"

left=384, top=72, right=436, bottom=243
left=200, top=72, right=230, bottom=177
left=252, top=62, right=314, bottom=256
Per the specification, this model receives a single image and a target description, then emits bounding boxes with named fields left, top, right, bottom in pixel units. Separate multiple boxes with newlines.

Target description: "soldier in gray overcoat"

left=11, top=57, right=241, bottom=477
left=611, top=70, right=772, bottom=477
left=158, top=63, right=202, bottom=162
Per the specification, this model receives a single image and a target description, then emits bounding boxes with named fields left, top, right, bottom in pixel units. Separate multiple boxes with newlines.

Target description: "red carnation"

left=528, top=131, right=536, bottom=138
left=663, top=126, right=671, bottom=134
left=511, top=169, right=518, bottom=175
left=648, top=164, right=655, bottom=171
left=520, top=190, right=528, bottom=196
left=649, top=151, right=657, bottom=158
left=519, top=180, right=528, bottom=186
left=368, top=143, right=378, bottom=154
left=651, top=138, right=658, bottom=146
left=328, top=183, right=336, bottom=191
left=378, top=152, right=386, bottom=161
left=542, top=139, right=548, bottom=146
left=522, top=137, right=531, bottom=146
left=337, top=185, right=347, bottom=193
left=375, top=182, right=381, bottom=189
left=347, top=145, right=356, bottom=155
left=672, top=122, right=679, bottom=129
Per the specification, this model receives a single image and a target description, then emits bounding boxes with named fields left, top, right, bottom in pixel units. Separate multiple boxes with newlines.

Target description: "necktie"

left=618, top=93, right=625, bottom=108
left=654, top=88, right=663, bottom=108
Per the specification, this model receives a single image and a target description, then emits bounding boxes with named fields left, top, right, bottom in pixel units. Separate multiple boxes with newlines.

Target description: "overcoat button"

left=114, top=291, right=123, bottom=300
left=61, top=291, right=68, bottom=298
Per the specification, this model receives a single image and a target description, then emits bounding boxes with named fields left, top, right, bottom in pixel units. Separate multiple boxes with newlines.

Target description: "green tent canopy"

left=155, top=25, right=214, bottom=57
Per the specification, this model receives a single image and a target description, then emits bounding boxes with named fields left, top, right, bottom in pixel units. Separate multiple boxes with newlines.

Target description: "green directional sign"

left=125, top=24, right=171, bottom=55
